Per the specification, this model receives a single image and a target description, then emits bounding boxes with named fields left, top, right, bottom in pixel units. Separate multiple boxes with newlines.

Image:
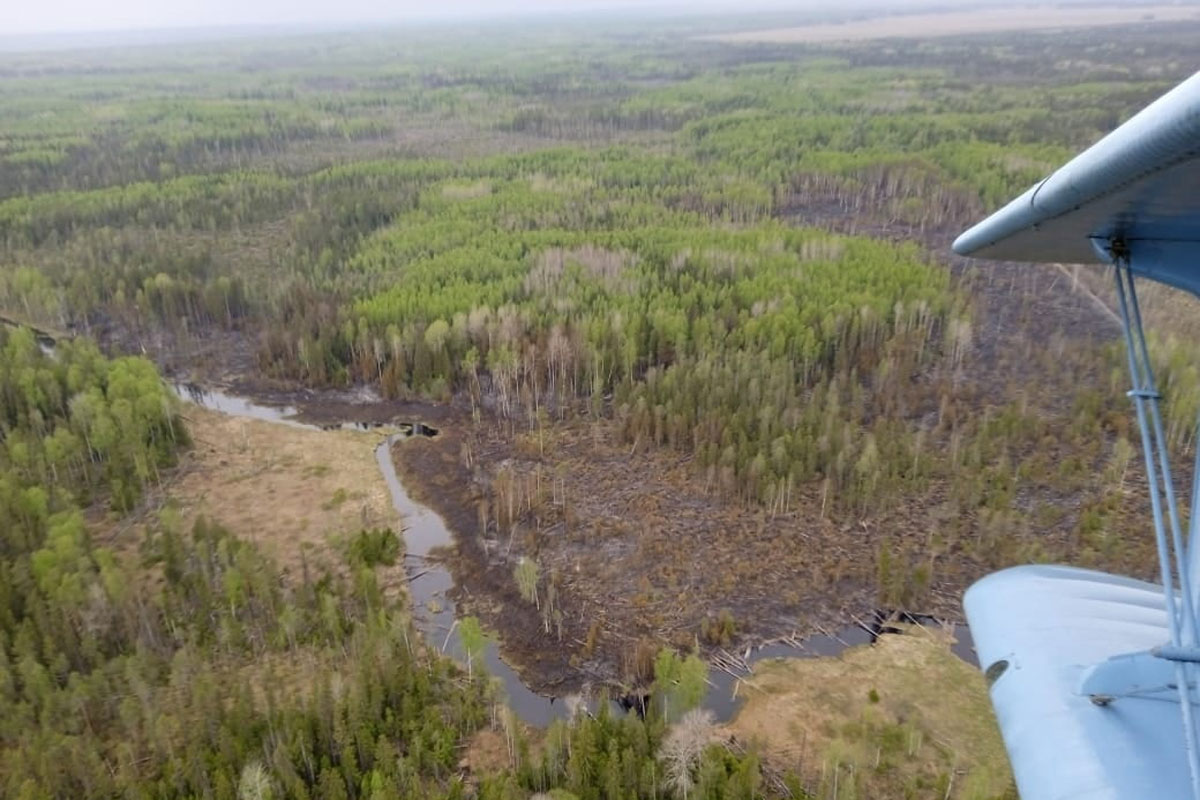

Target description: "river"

left=172, top=382, right=976, bottom=727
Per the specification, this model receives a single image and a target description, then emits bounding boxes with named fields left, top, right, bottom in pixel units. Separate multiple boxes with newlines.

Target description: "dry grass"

left=704, top=5, right=1200, bottom=44
left=89, top=408, right=410, bottom=712
left=164, top=406, right=403, bottom=586
left=728, top=625, right=1012, bottom=798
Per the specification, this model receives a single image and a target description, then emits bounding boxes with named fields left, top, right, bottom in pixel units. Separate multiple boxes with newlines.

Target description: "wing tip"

left=951, top=230, right=977, bottom=257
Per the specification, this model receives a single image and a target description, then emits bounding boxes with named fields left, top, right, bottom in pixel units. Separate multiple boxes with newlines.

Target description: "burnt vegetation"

left=2, top=10, right=1199, bottom=799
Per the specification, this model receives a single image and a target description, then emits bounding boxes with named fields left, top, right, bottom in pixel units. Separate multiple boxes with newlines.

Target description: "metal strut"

left=1111, top=250, right=1200, bottom=798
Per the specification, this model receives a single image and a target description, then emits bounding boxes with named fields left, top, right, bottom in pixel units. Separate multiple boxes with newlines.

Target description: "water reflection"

left=172, top=383, right=304, bottom=426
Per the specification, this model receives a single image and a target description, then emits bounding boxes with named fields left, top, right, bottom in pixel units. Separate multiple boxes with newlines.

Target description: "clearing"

left=727, top=625, right=1012, bottom=798
left=704, top=5, right=1200, bottom=44
left=149, top=405, right=404, bottom=587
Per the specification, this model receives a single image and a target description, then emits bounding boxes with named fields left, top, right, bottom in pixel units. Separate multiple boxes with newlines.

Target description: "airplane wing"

left=954, top=71, right=1200, bottom=800
left=954, top=71, right=1200, bottom=293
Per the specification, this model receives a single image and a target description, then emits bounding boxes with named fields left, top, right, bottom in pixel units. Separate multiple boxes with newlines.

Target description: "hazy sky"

left=6, top=0, right=808, bottom=35
left=7, top=0, right=1172, bottom=36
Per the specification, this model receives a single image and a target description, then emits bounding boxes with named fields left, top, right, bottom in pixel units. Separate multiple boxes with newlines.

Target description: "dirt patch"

left=728, top=625, right=1011, bottom=798
left=155, top=405, right=404, bottom=588
left=705, top=5, right=1200, bottom=44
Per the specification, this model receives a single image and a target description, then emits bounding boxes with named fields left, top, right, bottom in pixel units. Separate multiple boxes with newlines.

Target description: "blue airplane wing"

left=954, top=71, right=1200, bottom=294
left=954, top=70, right=1200, bottom=800
left=966, top=566, right=1188, bottom=798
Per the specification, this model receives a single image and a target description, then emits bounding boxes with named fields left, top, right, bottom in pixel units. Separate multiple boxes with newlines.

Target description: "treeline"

left=0, top=162, right=439, bottom=334
left=0, top=327, right=186, bottom=697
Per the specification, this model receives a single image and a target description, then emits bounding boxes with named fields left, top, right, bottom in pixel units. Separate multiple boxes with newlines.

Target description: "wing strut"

left=956, top=70, right=1200, bottom=799
left=1103, top=237, right=1200, bottom=798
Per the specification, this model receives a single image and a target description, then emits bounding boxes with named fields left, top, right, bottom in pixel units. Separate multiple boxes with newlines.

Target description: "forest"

left=3, top=7, right=1200, bottom=798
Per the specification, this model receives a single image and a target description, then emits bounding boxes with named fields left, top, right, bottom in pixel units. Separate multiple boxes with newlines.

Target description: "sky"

left=5, top=0, right=812, bottom=35
left=6, top=0, right=1138, bottom=38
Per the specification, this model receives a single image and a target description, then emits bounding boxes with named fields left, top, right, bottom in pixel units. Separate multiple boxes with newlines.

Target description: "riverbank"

left=165, top=384, right=582, bottom=727
left=388, top=420, right=586, bottom=696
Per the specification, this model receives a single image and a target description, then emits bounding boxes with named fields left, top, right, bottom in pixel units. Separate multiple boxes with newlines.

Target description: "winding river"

left=174, top=383, right=574, bottom=725
left=172, top=383, right=976, bottom=726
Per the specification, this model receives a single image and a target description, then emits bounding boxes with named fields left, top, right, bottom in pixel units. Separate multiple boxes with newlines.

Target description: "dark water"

left=173, top=383, right=304, bottom=426
left=171, top=382, right=977, bottom=726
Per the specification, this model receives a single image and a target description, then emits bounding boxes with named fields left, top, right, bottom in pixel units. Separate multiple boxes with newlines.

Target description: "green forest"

left=2, top=9, right=1199, bottom=799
